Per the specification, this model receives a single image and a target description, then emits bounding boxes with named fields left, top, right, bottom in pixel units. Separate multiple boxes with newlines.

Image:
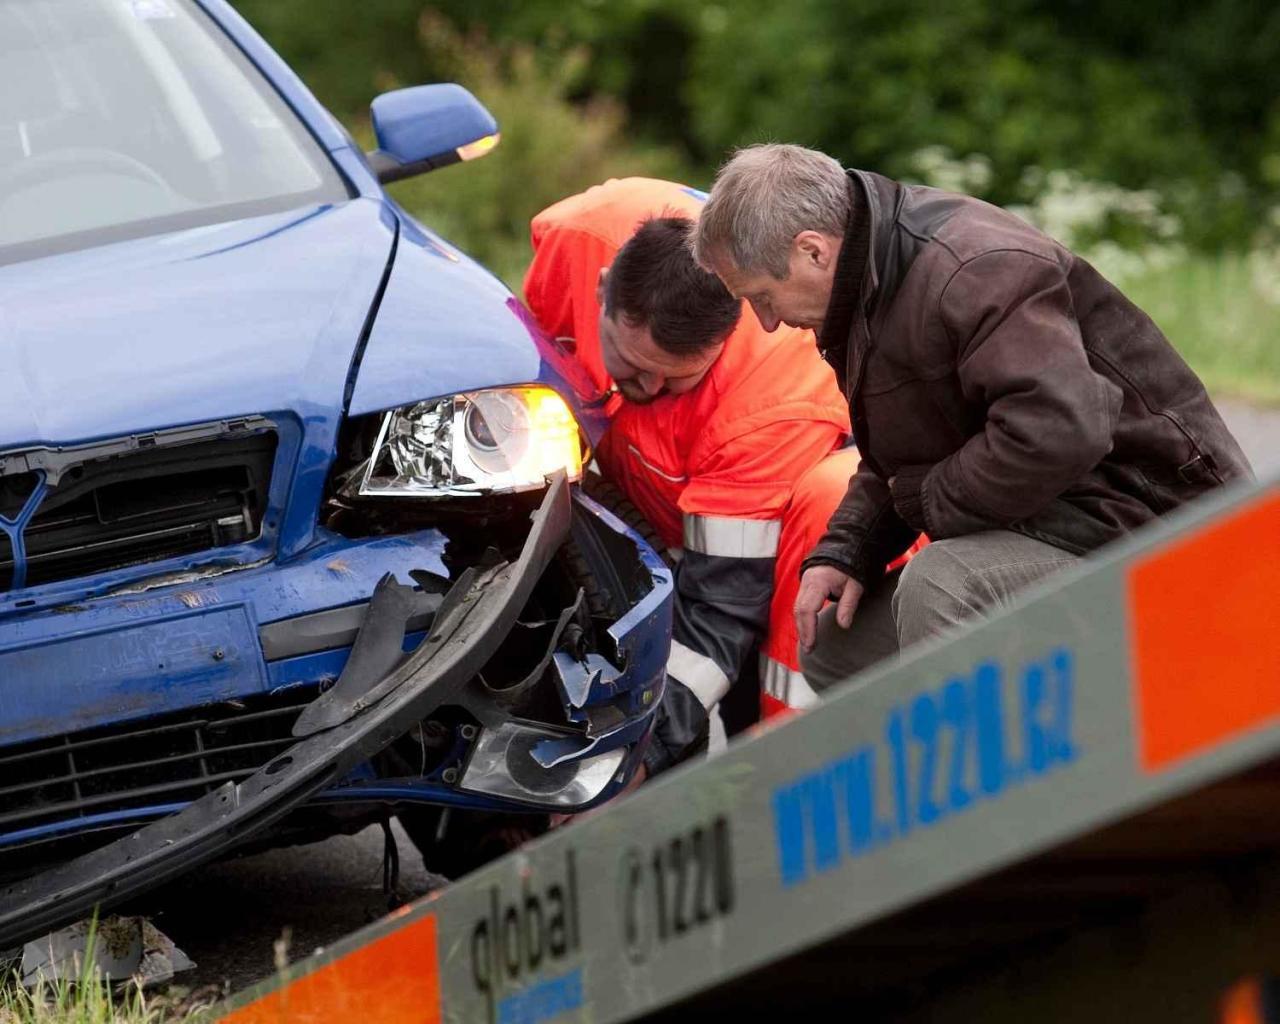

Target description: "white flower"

left=906, top=146, right=993, bottom=195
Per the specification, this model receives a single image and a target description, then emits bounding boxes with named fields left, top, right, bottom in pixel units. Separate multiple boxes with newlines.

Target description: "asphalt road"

left=127, top=398, right=1280, bottom=998
left=1218, top=399, right=1280, bottom=477
left=133, top=819, right=446, bottom=997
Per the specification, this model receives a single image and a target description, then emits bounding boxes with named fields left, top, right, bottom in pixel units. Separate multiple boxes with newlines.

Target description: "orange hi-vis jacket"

left=525, top=178, right=852, bottom=770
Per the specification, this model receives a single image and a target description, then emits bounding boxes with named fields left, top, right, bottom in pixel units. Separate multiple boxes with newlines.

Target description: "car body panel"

left=0, top=0, right=672, bottom=911
left=347, top=214, right=602, bottom=428
left=0, top=201, right=387, bottom=451
left=0, top=526, right=450, bottom=746
left=0, top=603, right=267, bottom=746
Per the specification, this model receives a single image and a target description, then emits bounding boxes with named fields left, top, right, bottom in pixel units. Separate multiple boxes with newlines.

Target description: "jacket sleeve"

left=888, top=250, right=1123, bottom=538
left=642, top=516, right=779, bottom=776
left=801, top=457, right=919, bottom=586
left=643, top=417, right=843, bottom=775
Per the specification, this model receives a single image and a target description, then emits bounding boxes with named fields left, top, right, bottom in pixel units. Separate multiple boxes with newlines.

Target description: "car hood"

left=346, top=213, right=594, bottom=416
left=0, top=197, right=394, bottom=450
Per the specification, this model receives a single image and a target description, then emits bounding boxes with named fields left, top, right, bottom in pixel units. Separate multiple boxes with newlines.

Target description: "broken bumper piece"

left=0, top=474, right=577, bottom=949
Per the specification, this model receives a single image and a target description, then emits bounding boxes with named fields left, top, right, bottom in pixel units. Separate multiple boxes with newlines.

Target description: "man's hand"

left=795, top=565, right=864, bottom=653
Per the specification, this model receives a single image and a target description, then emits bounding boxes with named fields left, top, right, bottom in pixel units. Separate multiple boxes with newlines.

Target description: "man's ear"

left=794, top=230, right=836, bottom=271
left=596, top=266, right=609, bottom=306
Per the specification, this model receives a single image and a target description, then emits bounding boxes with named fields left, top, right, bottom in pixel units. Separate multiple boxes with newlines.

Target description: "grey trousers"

left=800, top=530, right=1080, bottom=691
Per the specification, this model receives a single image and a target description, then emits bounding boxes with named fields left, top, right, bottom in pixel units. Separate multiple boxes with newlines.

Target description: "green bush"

left=230, top=0, right=440, bottom=119
left=1124, top=252, right=1280, bottom=405
left=416, top=0, right=1280, bottom=250
left=370, top=15, right=690, bottom=289
left=230, top=0, right=1279, bottom=250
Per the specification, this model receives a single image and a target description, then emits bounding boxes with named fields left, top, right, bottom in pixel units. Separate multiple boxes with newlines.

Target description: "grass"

left=0, top=972, right=217, bottom=1024
left=1124, top=252, right=1280, bottom=406
left=0, top=932, right=215, bottom=1024
left=1, top=972, right=162, bottom=1024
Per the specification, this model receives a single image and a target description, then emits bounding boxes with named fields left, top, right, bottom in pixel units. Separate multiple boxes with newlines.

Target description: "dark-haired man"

left=524, top=178, right=854, bottom=776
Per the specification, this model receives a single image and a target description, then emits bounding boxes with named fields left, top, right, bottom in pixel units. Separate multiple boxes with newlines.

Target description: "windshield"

left=0, top=0, right=350, bottom=266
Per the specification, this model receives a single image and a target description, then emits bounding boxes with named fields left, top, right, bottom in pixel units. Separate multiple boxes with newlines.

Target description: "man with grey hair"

left=694, top=143, right=1252, bottom=688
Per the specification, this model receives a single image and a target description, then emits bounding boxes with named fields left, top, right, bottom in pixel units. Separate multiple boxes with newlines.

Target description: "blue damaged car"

left=0, top=0, right=671, bottom=945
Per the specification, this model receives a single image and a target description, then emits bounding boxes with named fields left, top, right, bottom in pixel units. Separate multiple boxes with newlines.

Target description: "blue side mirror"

left=366, top=83, right=500, bottom=184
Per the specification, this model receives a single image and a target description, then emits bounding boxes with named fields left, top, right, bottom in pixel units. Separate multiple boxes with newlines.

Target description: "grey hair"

left=692, top=144, right=851, bottom=279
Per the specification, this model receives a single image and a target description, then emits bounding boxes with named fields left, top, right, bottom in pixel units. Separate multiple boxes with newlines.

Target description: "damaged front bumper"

left=0, top=473, right=672, bottom=948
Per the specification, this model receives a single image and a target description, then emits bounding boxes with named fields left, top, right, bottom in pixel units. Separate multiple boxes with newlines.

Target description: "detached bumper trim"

left=258, top=591, right=441, bottom=661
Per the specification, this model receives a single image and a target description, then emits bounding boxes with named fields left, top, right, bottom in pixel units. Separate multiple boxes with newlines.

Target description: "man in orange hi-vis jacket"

left=524, top=178, right=860, bottom=776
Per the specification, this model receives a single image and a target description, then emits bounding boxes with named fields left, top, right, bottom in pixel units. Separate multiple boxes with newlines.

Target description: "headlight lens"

left=459, top=722, right=626, bottom=808
left=357, top=385, right=583, bottom=497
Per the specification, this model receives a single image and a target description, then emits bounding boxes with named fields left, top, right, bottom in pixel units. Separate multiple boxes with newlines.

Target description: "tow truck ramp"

left=221, top=473, right=1279, bottom=1023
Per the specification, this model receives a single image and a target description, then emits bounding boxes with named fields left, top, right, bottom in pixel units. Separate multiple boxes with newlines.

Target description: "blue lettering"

left=1050, top=647, right=1078, bottom=764
left=973, top=661, right=1008, bottom=794
left=772, top=784, right=807, bottom=886
left=886, top=708, right=912, bottom=836
left=834, top=747, right=876, bottom=855
left=771, top=647, right=1080, bottom=888
left=801, top=771, right=842, bottom=874
left=1020, top=661, right=1050, bottom=776
left=910, top=693, right=943, bottom=825
left=941, top=679, right=973, bottom=812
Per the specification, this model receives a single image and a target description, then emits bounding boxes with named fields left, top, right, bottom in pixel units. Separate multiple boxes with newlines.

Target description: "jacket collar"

left=817, top=169, right=881, bottom=358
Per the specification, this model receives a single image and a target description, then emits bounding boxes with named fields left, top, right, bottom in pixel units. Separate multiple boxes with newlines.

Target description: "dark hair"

left=602, top=216, right=741, bottom=356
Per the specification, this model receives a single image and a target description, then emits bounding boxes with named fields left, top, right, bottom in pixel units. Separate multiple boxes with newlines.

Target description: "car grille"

left=0, top=689, right=314, bottom=863
left=0, top=429, right=277, bottom=592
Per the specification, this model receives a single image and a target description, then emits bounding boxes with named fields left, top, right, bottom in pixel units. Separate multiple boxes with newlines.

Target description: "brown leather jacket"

left=804, top=170, right=1254, bottom=585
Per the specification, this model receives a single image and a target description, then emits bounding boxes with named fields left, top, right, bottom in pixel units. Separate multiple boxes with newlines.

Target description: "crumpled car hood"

left=0, top=198, right=394, bottom=450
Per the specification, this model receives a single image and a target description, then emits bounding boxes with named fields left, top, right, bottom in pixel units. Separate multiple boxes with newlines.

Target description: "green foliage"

left=368, top=16, right=687, bottom=289
left=228, top=0, right=1279, bottom=249
left=1, top=956, right=207, bottom=1024
left=229, top=0, right=442, bottom=118
left=1125, top=252, right=1280, bottom=406
left=2, top=972, right=157, bottom=1024
left=397, top=0, right=1280, bottom=249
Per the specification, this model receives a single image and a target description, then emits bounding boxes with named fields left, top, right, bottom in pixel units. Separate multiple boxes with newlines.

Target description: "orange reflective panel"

left=220, top=912, right=440, bottom=1024
left=1220, top=978, right=1269, bottom=1024
left=1128, top=487, right=1280, bottom=773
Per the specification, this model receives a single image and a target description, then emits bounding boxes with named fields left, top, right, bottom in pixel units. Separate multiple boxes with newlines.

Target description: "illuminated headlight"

left=459, top=722, right=626, bottom=808
left=357, top=386, right=583, bottom=497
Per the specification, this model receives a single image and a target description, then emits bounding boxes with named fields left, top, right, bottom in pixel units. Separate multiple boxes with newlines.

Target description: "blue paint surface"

left=372, top=84, right=497, bottom=166
left=0, top=803, right=189, bottom=851
left=0, top=604, right=265, bottom=745
left=0, top=201, right=389, bottom=456
left=0, top=528, right=447, bottom=649
left=496, top=968, right=584, bottom=1024
left=0, top=472, right=47, bottom=592
left=772, top=647, right=1079, bottom=887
